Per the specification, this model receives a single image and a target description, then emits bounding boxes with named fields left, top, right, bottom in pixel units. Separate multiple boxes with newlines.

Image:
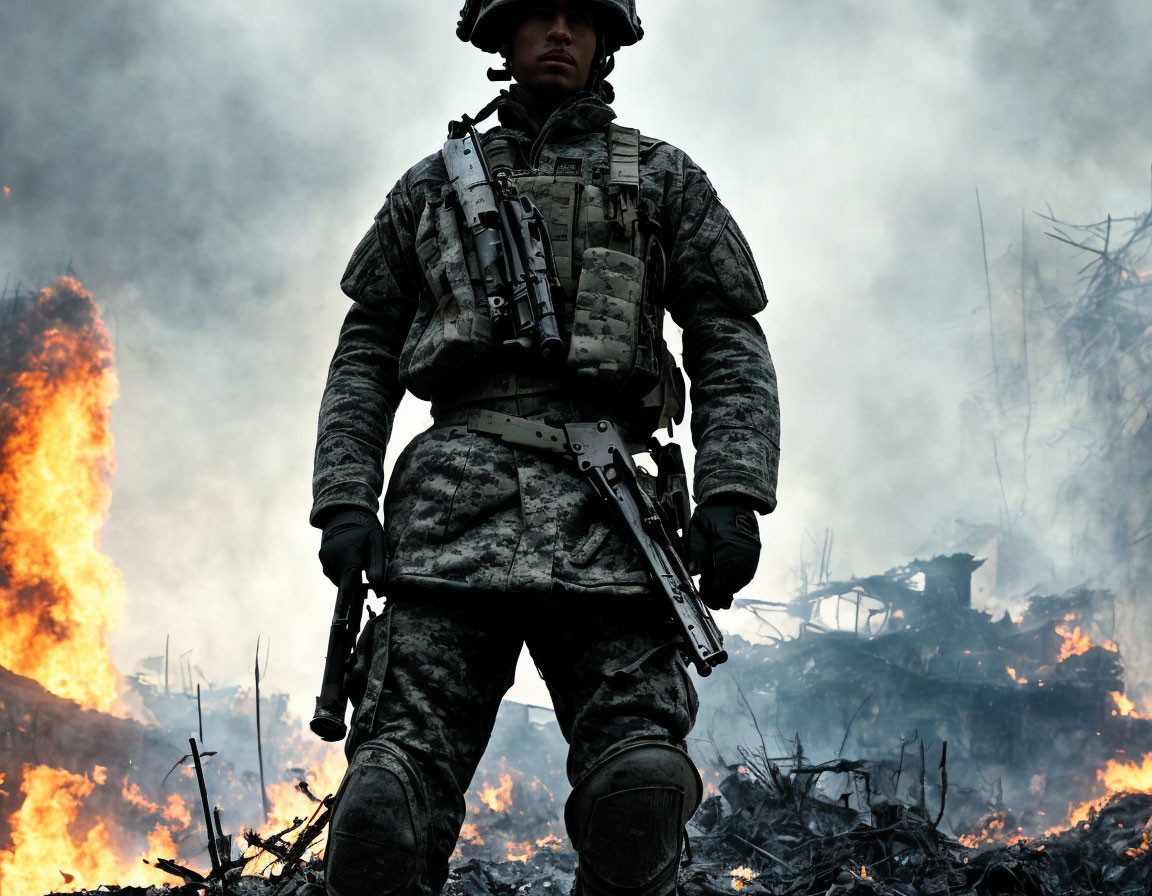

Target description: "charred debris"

left=26, top=550, right=1152, bottom=896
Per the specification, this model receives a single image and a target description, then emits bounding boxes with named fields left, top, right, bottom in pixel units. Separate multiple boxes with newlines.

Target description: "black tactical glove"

left=318, top=508, right=386, bottom=594
left=688, top=498, right=761, bottom=610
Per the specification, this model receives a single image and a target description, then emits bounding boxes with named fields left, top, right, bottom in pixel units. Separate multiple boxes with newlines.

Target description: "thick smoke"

left=1, top=1, right=1150, bottom=717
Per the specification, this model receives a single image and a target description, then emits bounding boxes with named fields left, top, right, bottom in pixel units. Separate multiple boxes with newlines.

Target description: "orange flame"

left=1055, top=625, right=1117, bottom=663
left=1005, top=666, right=1028, bottom=685
left=0, top=766, right=177, bottom=895
left=243, top=742, right=347, bottom=874
left=1066, top=753, right=1152, bottom=826
left=460, top=823, right=485, bottom=846
left=476, top=773, right=515, bottom=813
left=730, top=866, right=758, bottom=890
left=958, top=813, right=1006, bottom=848
left=1110, top=691, right=1147, bottom=718
left=0, top=277, right=124, bottom=711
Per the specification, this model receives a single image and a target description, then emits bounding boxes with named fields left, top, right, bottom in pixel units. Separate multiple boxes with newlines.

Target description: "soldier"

left=312, top=1, right=779, bottom=894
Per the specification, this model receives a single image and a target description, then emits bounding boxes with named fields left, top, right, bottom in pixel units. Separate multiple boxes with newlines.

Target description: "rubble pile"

left=685, top=764, right=1152, bottom=896
left=705, top=554, right=1152, bottom=833
left=8, top=546, right=1152, bottom=894
left=43, top=765, right=1152, bottom=896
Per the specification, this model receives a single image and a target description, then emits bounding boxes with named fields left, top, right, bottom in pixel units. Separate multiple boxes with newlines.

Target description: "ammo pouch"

left=417, top=122, right=685, bottom=428
left=569, top=247, right=646, bottom=384
left=401, top=191, right=494, bottom=397
left=565, top=125, right=682, bottom=430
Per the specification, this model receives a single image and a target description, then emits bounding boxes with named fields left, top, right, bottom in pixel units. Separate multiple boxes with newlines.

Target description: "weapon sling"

left=468, top=410, right=727, bottom=675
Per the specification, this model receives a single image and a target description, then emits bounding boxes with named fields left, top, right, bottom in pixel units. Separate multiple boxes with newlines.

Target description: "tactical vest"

left=407, top=124, right=683, bottom=431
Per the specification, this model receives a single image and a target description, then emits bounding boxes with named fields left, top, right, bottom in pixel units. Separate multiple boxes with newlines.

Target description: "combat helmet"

left=457, top=0, right=643, bottom=55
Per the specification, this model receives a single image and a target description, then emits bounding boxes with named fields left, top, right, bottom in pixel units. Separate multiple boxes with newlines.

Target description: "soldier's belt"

left=430, top=370, right=565, bottom=415
left=466, top=410, right=727, bottom=676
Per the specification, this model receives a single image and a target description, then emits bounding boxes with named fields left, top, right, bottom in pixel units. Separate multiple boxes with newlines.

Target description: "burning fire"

left=504, top=833, right=565, bottom=863
left=730, top=866, right=758, bottom=890
left=958, top=813, right=1007, bottom=848
left=458, top=765, right=566, bottom=863
left=1054, top=624, right=1117, bottom=663
left=0, top=277, right=125, bottom=711
left=0, top=766, right=182, bottom=895
left=242, top=742, right=347, bottom=875
left=1109, top=691, right=1148, bottom=718
left=1006, top=666, right=1028, bottom=685
left=476, top=773, right=515, bottom=813
left=460, top=823, right=485, bottom=846
left=1066, top=752, right=1152, bottom=827
left=0, top=279, right=360, bottom=890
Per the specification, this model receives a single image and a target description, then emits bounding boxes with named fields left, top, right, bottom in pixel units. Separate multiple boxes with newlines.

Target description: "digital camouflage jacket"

left=312, top=91, right=779, bottom=597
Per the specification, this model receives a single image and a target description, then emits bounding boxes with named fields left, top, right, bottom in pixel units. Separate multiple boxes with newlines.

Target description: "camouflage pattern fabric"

left=313, top=91, right=781, bottom=597
left=313, top=90, right=778, bottom=893
left=345, top=593, right=698, bottom=896
left=568, top=247, right=645, bottom=381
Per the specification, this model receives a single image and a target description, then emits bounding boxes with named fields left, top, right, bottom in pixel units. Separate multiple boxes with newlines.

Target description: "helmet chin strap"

left=587, top=30, right=616, bottom=102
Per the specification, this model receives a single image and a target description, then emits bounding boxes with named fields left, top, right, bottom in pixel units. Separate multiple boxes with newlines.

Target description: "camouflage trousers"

left=334, top=591, right=699, bottom=896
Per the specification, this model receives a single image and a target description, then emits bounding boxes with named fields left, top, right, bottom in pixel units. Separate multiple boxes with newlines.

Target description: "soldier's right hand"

left=318, top=508, right=387, bottom=594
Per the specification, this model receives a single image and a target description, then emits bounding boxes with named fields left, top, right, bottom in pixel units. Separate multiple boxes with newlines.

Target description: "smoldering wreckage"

left=2, top=205, right=1152, bottom=895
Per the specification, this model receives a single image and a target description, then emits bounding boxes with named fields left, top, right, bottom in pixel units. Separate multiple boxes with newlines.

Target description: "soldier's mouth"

left=539, top=52, right=576, bottom=65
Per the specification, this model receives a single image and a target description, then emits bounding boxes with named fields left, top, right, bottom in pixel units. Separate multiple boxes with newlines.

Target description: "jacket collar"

left=493, top=89, right=617, bottom=146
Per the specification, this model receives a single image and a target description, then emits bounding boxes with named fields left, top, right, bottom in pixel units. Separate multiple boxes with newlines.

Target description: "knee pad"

left=325, top=746, right=426, bottom=896
left=565, top=742, right=703, bottom=896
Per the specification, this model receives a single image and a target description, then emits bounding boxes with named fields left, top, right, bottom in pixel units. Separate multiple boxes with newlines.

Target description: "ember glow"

left=958, top=813, right=1007, bottom=848
left=0, top=277, right=125, bottom=711
left=730, top=865, right=758, bottom=890
left=1126, top=831, right=1150, bottom=859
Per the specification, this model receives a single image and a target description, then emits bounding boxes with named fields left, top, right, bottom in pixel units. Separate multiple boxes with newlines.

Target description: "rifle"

left=310, top=567, right=368, bottom=742
left=468, top=411, right=728, bottom=675
left=441, top=123, right=563, bottom=364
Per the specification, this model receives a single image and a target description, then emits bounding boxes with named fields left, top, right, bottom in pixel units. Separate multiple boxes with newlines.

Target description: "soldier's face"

left=509, top=1, right=598, bottom=96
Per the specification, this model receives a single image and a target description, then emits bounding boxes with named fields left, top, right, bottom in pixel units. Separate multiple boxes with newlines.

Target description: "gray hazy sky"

left=2, top=1, right=1150, bottom=715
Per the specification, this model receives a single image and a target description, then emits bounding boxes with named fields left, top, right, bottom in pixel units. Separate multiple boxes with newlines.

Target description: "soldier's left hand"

left=688, top=498, right=761, bottom=610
